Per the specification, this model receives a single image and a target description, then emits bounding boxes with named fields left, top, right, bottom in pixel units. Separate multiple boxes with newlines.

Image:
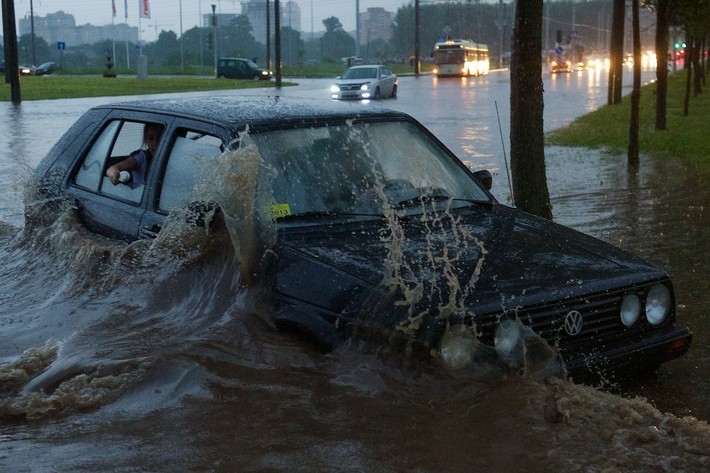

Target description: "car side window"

left=158, top=129, right=223, bottom=213
left=75, top=120, right=121, bottom=192
left=73, top=120, right=160, bottom=204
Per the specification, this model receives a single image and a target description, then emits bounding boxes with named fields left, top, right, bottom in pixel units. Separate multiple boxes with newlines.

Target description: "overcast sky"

left=8, top=0, right=424, bottom=42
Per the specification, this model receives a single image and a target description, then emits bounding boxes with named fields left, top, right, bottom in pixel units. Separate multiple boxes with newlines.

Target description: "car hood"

left=335, top=78, right=376, bottom=85
left=274, top=203, right=664, bottom=317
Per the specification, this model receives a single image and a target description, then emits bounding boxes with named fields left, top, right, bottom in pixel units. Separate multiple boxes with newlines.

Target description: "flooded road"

left=1, top=69, right=709, bottom=471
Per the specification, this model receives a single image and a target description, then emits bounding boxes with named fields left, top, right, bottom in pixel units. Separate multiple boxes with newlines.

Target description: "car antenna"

left=494, top=101, right=515, bottom=206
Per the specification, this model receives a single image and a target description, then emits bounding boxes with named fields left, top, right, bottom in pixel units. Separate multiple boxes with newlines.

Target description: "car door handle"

left=140, top=224, right=161, bottom=239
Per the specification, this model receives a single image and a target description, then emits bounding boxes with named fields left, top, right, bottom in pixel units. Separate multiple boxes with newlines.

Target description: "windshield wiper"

left=393, top=193, right=452, bottom=208
left=393, top=195, right=491, bottom=209
left=277, top=210, right=384, bottom=221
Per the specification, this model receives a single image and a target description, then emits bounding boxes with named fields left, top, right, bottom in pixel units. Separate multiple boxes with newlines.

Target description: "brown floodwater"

left=0, top=74, right=708, bottom=471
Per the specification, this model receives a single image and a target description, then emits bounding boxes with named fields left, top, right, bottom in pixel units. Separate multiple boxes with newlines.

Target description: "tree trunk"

left=692, top=36, right=703, bottom=96
left=628, top=0, right=641, bottom=170
left=510, top=0, right=552, bottom=220
left=683, top=36, right=692, bottom=116
left=655, top=0, right=669, bottom=130
left=608, top=0, right=625, bottom=105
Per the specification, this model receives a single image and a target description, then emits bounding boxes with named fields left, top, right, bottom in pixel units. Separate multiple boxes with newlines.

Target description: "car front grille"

left=339, top=83, right=364, bottom=91
left=474, top=281, right=672, bottom=364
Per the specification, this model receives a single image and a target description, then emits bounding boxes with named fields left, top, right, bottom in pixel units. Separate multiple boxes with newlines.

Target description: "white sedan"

left=330, top=65, right=398, bottom=100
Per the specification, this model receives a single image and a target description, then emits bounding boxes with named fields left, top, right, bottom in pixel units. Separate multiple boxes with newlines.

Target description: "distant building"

left=18, top=11, right=138, bottom=47
left=241, top=0, right=301, bottom=44
left=201, top=13, right=238, bottom=29
left=358, top=7, right=393, bottom=45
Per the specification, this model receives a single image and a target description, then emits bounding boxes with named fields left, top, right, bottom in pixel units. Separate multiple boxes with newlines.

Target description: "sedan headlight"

left=360, top=84, right=370, bottom=91
left=439, top=325, right=476, bottom=370
left=645, top=284, right=672, bottom=325
left=620, top=293, right=642, bottom=327
left=330, top=85, right=340, bottom=93
left=494, top=319, right=521, bottom=358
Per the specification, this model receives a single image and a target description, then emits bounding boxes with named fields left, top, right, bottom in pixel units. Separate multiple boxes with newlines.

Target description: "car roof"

left=94, top=96, right=410, bottom=131
left=346, top=65, right=381, bottom=69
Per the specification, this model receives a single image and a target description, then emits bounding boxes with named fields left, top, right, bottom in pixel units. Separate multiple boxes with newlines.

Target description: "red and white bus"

left=433, top=39, right=489, bottom=77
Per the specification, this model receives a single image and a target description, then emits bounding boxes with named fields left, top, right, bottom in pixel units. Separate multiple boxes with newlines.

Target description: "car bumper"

left=563, top=323, right=693, bottom=380
left=331, top=92, right=370, bottom=100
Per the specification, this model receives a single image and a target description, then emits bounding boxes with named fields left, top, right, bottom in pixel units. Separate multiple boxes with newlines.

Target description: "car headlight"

left=360, top=84, right=369, bottom=91
left=494, top=319, right=521, bottom=358
left=330, top=85, right=340, bottom=93
left=620, top=293, right=642, bottom=327
left=439, top=325, right=476, bottom=370
left=646, top=284, right=671, bottom=325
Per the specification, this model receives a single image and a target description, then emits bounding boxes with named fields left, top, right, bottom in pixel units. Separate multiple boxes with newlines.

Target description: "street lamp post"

left=180, top=0, right=184, bottom=71
left=212, top=4, right=217, bottom=76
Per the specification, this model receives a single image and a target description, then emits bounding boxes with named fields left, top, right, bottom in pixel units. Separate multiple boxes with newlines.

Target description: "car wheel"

left=391, top=84, right=397, bottom=98
left=253, top=75, right=260, bottom=80
left=374, top=87, right=381, bottom=100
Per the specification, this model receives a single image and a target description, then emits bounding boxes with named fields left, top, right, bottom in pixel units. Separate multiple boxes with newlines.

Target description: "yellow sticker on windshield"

left=270, top=203, right=291, bottom=219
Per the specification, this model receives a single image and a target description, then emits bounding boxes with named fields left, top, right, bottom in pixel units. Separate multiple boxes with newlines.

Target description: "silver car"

left=330, top=65, right=398, bottom=100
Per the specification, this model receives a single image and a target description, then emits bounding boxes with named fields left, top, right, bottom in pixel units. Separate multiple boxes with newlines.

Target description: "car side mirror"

left=473, top=170, right=493, bottom=191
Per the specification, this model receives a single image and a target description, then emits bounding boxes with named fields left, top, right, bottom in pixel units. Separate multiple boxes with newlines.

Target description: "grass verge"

left=1, top=75, right=293, bottom=101
left=1, top=62, right=432, bottom=102
left=546, top=71, right=709, bottom=170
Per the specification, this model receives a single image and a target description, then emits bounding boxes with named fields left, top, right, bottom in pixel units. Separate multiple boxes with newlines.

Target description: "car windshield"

left=341, top=67, right=378, bottom=80
left=250, top=120, right=490, bottom=221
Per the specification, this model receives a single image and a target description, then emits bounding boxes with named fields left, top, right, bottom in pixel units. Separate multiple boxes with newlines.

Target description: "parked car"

left=29, top=96, right=692, bottom=381
left=19, top=64, right=35, bottom=76
left=216, top=57, right=272, bottom=80
left=34, top=61, right=59, bottom=75
left=330, top=65, right=398, bottom=100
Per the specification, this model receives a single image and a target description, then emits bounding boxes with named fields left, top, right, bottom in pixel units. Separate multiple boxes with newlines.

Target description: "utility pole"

left=212, top=4, right=217, bottom=76
left=497, top=0, right=505, bottom=69
left=2, top=0, right=21, bottom=103
left=30, top=0, right=36, bottom=65
left=355, top=0, right=360, bottom=57
left=275, top=0, right=282, bottom=87
left=414, top=0, right=420, bottom=75
left=180, top=0, right=184, bottom=72
left=266, top=0, right=271, bottom=70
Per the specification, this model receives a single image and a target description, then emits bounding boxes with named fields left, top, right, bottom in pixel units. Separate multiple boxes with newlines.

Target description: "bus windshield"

left=434, top=49, right=464, bottom=65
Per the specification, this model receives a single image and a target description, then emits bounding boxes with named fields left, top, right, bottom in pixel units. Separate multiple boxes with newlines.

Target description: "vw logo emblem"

left=564, top=310, right=584, bottom=336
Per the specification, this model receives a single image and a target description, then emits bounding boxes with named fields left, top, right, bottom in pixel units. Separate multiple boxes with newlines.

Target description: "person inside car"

left=106, top=123, right=163, bottom=186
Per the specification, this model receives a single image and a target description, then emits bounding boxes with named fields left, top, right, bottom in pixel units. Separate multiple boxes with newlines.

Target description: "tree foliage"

left=319, top=17, right=356, bottom=62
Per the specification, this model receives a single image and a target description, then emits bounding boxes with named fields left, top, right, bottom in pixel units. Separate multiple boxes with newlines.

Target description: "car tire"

left=391, top=84, right=397, bottom=98
left=374, top=87, right=381, bottom=100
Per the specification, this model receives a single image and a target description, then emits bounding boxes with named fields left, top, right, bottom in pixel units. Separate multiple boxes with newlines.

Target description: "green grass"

left=1, top=61, right=431, bottom=102
left=1, top=75, right=294, bottom=101
left=547, top=71, right=710, bottom=168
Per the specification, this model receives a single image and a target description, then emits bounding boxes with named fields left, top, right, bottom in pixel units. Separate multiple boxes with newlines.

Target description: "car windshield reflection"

left=251, top=121, right=490, bottom=223
left=341, top=67, right=378, bottom=80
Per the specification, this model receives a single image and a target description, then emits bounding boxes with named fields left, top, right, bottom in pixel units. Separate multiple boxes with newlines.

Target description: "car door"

left=139, top=120, right=227, bottom=239
left=68, top=116, right=172, bottom=240
left=379, top=67, right=394, bottom=95
left=235, top=60, right=248, bottom=79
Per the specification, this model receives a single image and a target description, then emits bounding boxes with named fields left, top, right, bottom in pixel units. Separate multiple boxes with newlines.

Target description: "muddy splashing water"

left=0, top=141, right=709, bottom=471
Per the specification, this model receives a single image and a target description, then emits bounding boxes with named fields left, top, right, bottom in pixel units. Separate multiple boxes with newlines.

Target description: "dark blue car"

left=29, top=96, right=693, bottom=381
